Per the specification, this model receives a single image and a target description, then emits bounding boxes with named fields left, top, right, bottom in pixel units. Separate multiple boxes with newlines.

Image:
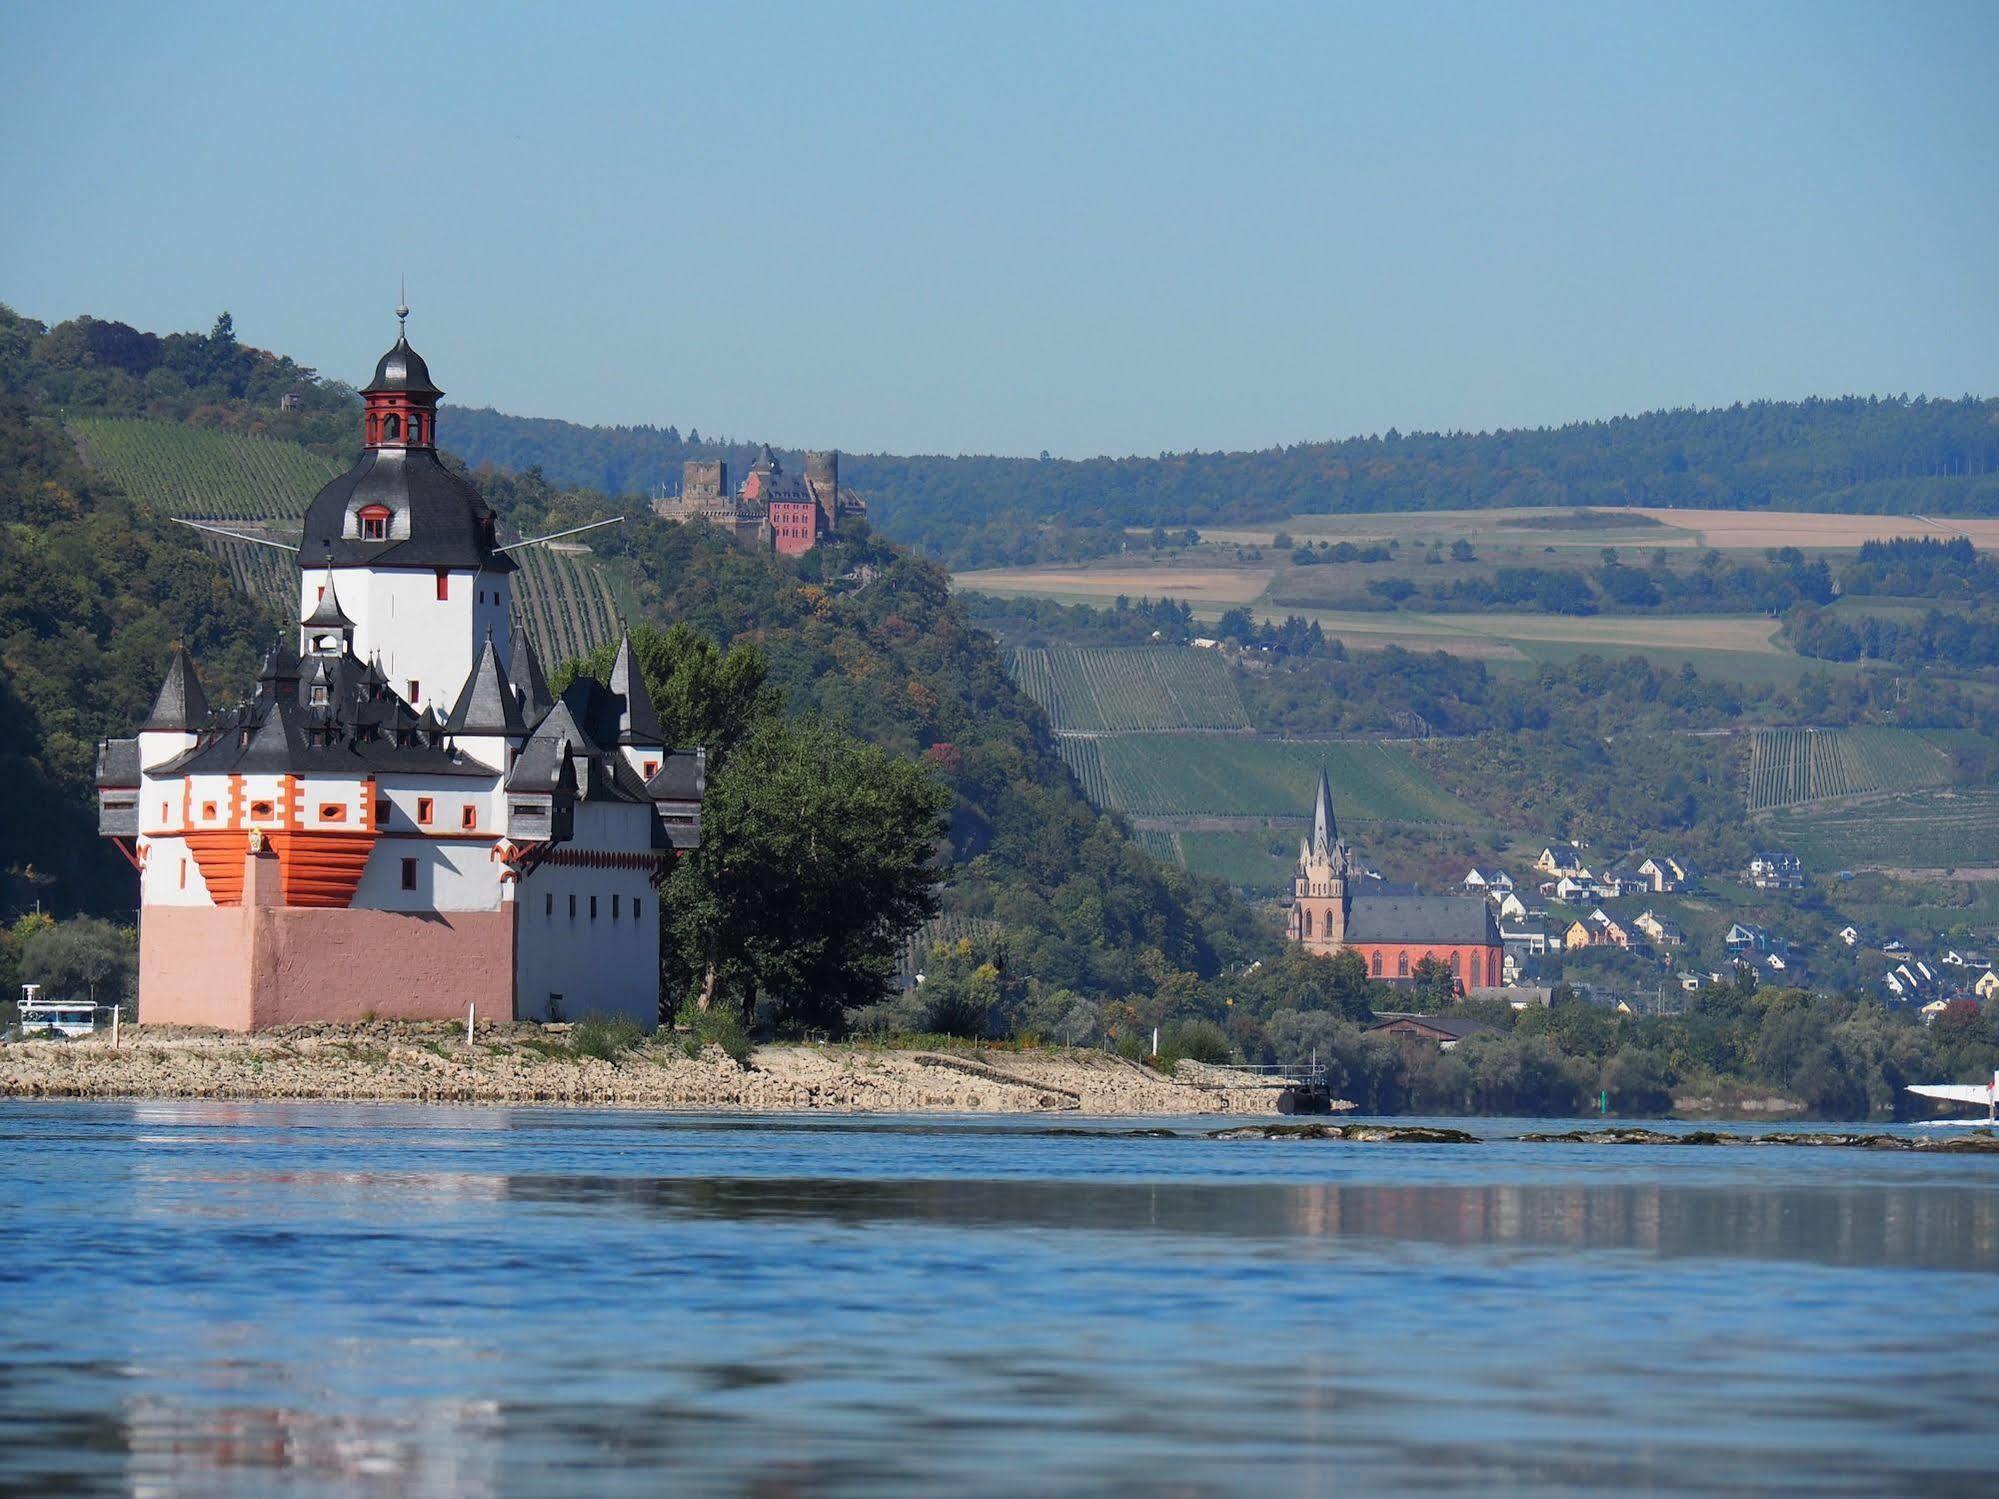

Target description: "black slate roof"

left=141, top=648, right=210, bottom=733
left=361, top=334, right=442, bottom=397
left=508, top=621, right=554, bottom=720
left=301, top=572, right=356, bottom=630
left=1345, top=895, right=1500, bottom=947
left=160, top=643, right=488, bottom=779
left=445, top=636, right=525, bottom=737
left=300, top=448, right=515, bottom=572
left=96, top=737, right=139, bottom=788
left=646, top=747, right=705, bottom=801
left=606, top=635, right=665, bottom=746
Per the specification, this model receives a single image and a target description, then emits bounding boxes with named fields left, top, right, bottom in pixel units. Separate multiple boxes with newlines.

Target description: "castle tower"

left=296, top=306, right=515, bottom=714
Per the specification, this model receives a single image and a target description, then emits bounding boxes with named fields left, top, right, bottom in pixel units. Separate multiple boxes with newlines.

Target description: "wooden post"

left=111, top=1007, right=120, bottom=1049
left=466, top=1002, right=476, bottom=1046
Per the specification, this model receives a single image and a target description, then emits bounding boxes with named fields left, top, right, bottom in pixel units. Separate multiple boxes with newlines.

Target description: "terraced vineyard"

left=73, top=417, right=335, bottom=520
left=74, top=418, right=340, bottom=612
left=1097, top=736, right=1481, bottom=825
left=512, top=545, right=623, bottom=668
left=1767, top=789, right=1999, bottom=871
left=1006, top=646, right=1250, bottom=732
left=1054, top=736, right=1111, bottom=805
left=1745, top=727, right=1954, bottom=812
left=73, top=416, right=625, bottom=664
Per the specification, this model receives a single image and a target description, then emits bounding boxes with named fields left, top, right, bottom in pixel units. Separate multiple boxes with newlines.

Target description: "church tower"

left=1291, top=767, right=1353, bottom=954
left=296, top=306, right=515, bottom=714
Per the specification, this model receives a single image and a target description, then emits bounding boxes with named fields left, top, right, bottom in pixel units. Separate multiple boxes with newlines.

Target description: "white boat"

left=1906, top=1068, right=1999, bottom=1127
left=13, top=985, right=101, bottom=1040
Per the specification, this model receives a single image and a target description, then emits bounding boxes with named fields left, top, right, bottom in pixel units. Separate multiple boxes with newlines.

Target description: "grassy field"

left=1009, top=646, right=1251, bottom=732
left=1745, top=727, right=1955, bottom=812
left=1765, top=788, right=1999, bottom=873
left=1175, top=829, right=1300, bottom=891
left=75, top=416, right=626, bottom=665
left=1096, top=735, right=1481, bottom=824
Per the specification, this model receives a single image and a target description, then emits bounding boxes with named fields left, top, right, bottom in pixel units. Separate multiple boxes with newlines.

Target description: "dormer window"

left=359, top=504, right=391, bottom=541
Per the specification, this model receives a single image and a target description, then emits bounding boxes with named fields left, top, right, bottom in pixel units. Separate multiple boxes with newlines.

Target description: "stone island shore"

left=0, top=1023, right=1294, bottom=1114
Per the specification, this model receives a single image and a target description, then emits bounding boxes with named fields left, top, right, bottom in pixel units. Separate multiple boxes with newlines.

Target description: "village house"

left=1534, top=845, right=1589, bottom=878
left=1745, top=851, right=1805, bottom=891
left=1632, top=910, right=1686, bottom=947
left=1365, top=1013, right=1492, bottom=1052
left=1492, top=890, right=1529, bottom=921
left=1635, top=856, right=1695, bottom=893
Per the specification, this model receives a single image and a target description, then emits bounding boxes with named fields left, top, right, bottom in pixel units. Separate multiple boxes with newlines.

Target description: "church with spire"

left=1288, top=769, right=1502, bottom=993
left=95, top=310, right=704, bottom=1030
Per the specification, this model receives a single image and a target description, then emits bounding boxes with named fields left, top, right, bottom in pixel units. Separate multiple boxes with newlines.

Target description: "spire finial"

left=396, top=274, right=409, bottom=334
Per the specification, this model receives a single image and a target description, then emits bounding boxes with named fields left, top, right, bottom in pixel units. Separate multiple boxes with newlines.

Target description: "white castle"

left=95, top=315, right=702, bottom=1030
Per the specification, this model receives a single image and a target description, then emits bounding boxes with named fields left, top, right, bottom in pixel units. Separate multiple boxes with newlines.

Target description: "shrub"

left=570, top=1014, right=645, bottom=1061
left=674, top=1002, right=752, bottom=1064
left=1161, top=1019, right=1233, bottom=1067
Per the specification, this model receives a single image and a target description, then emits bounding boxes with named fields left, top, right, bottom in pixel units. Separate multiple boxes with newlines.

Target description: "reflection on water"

left=0, top=1101, right=1994, bottom=1498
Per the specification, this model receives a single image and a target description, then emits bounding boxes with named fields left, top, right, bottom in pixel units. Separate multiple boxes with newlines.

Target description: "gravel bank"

left=0, top=1024, right=1288, bottom=1115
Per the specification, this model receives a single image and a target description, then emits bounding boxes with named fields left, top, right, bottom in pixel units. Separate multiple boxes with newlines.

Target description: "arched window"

left=358, top=504, right=391, bottom=540
left=1487, top=951, right=1499, bottom=986
left=1450, top=950, right=1463, bottom=976
left=383, top=413, right=402, bottom=442
left=1371, top=952, right=1383, bottom=976
left=1397, top=952, right=1409, bottom=977
left=1302, top=908, right=1313, bottom=938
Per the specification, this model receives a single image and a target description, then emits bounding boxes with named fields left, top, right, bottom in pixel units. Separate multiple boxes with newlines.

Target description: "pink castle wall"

left=139, top=848, right=516, bottom=1030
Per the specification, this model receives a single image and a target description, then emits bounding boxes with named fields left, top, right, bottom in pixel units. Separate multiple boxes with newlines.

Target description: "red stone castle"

left=651, top=446, right=864, bottom=555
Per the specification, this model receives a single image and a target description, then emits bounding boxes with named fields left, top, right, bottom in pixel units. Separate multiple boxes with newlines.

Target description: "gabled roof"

left=446, top=634, right=526, bottom=736
left=1346, top=894, right=1499, bottom=947
left=1367, top=1013, right=1492, bottom=1041
left=142, top=647, right=210, bottom=732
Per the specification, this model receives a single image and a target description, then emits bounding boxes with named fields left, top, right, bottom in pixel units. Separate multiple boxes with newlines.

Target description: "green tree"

left=664, top=714, right=951, bottom=1030
left=20, top=916, right=134, bottom=1008
left=555, top=622, right=779, bottom=775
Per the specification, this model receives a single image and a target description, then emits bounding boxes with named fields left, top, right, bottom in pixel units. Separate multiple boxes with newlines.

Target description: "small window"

left=643, top=760, right=658, bottom=778
left=460, top=805, right=477, bottom=830
left=632, top=896, right=641, bottom=921
left=435, top=569, right=450, bottom=602
left=179, top=859, right=187, bottom=890
left=375, top=798, right=390, bottom=824
left=383, top=413, right=401, bottom=442
left=545, top=893, right=554, bottom=917
left=589, top=896, right=598, bottom=920
left=319, top=803, right=346, bottom=822
left=416, top=797, right=433, bottom=826
left=201, top=801, right=217, bottom=820
left=250, top=800, right=274, bottom=820
left=568, top=894, right=576, bottom=919
left=400, top=858, right=417, bottom=891
left=407, top=680, right=420, bottom=704
left=612, top=894, right=621, bottom=920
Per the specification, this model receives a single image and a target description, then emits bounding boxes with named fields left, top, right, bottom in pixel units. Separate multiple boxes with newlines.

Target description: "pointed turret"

left=142, top=647, right=210, bottom=732
left=302, top=568, right=355, bottom=631
left=1311, top=766, right=1338, bottom=854
left=446, top=632, right=526, bottom=737
left=608, top=631, right=664, bottom=745
left=507, top=619, right=554, bottom=720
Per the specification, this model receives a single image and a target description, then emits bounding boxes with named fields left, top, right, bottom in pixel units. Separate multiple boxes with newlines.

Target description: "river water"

left=0, top=1102, right=1993, bottom=1497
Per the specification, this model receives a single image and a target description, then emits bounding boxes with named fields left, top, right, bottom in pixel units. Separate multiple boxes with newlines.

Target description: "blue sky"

left=3, top=2, right=1993, bottom=458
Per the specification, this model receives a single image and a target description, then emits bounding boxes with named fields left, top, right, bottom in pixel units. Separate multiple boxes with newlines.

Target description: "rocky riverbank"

left=0, top=1023, right=1292, bottom=1115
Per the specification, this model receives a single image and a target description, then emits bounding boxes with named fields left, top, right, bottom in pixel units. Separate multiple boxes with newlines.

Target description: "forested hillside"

left=0, top=303, right=1267, bottom=1009
left=446, top=396, right=1999, bottom=568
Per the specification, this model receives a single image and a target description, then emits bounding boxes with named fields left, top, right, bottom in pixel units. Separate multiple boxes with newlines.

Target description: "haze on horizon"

left=2, top=1, right=1993, bottom=461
